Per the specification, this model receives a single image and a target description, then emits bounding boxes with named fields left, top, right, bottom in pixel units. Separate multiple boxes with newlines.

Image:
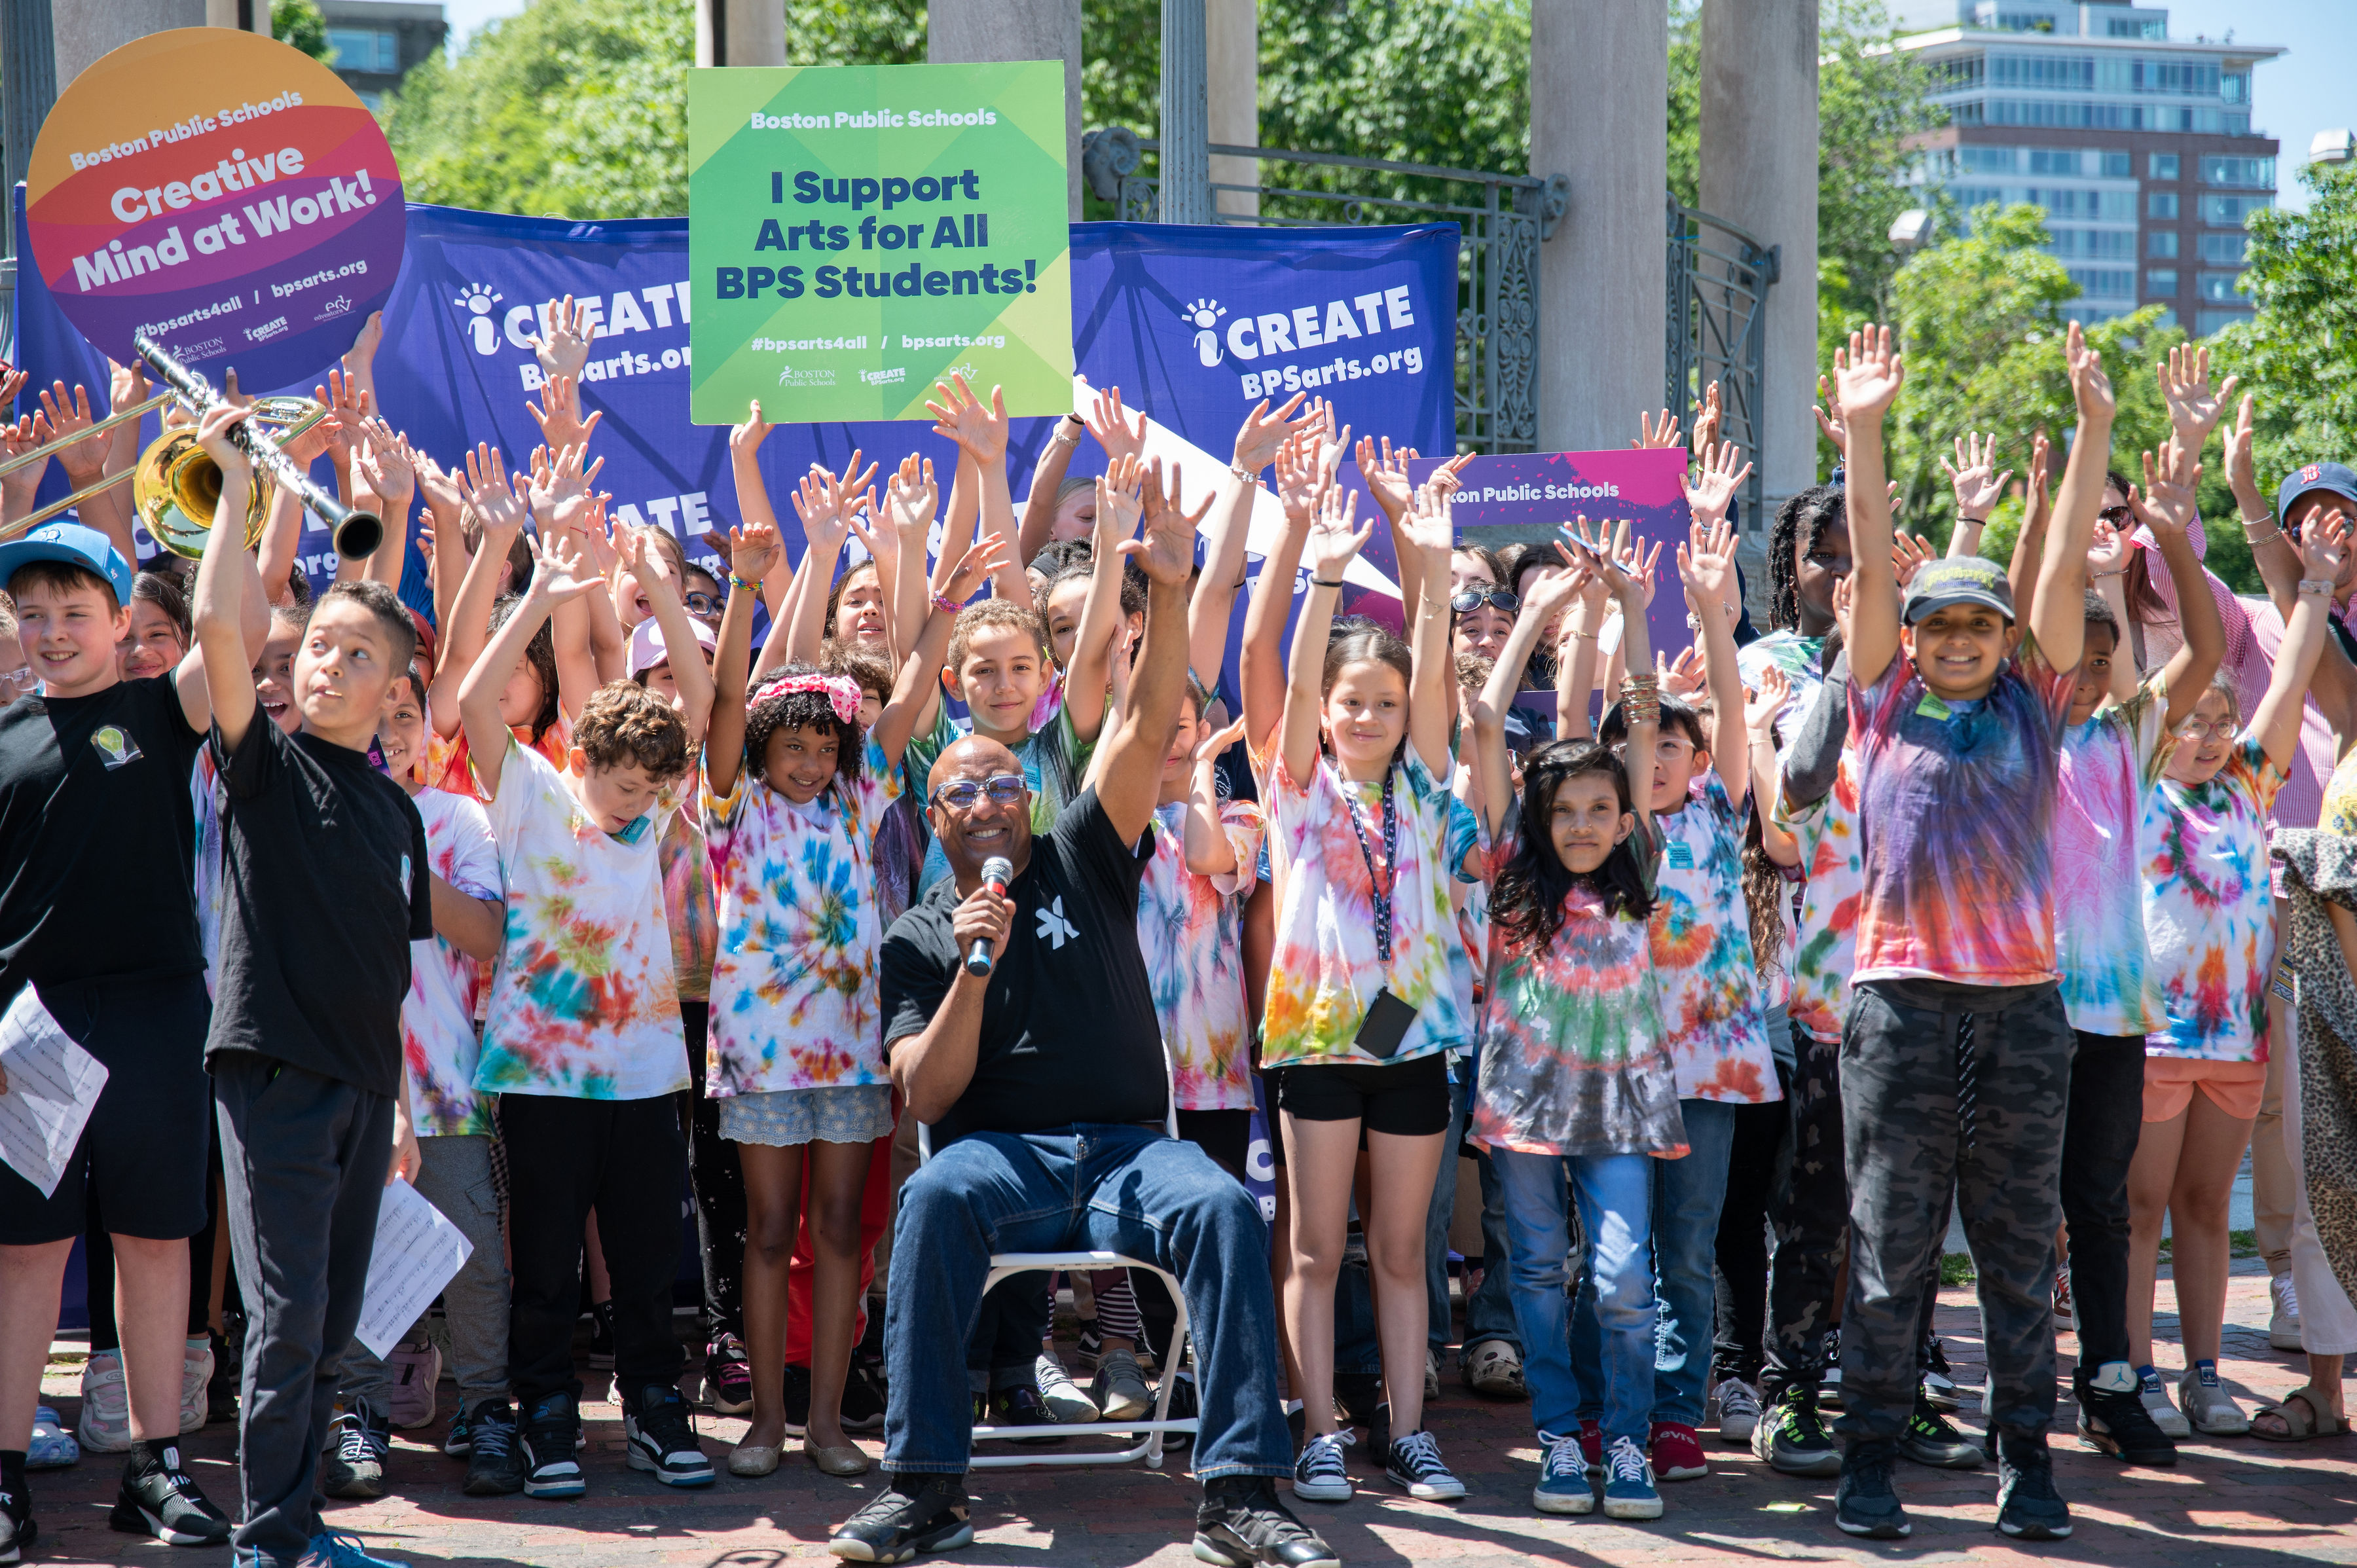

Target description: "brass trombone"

left=0, top=335, right=382, bottom=561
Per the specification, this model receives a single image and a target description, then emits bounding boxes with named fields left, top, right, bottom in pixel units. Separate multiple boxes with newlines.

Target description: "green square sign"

left=687, top=60, right=1073, bottom=425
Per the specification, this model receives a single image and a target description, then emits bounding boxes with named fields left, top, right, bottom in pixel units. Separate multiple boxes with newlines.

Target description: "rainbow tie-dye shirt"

left=2140, top=736, right=2285, bottom=1063
left=1650, top=775, right=1780, bottom=1104
left=1138, top=799, right=1264, bottom=1112
left=2055, top=675, right=2175, bottom=1037
left=1774, top=755, right=1861, bottom=1045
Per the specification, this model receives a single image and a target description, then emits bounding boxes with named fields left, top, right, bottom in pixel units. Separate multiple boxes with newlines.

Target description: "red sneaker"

left=1650, top=1419, right=1709, bottom=1481
left=1579, top=1417, right=1601, bottom=1466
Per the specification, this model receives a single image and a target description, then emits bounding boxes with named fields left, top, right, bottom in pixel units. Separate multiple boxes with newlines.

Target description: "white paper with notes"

left=356, top=1177, right=475, bottom=1358
left=0, top=986, right=109, bottom=1199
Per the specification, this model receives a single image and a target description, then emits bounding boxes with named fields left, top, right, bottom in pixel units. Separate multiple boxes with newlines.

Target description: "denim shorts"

left=718, top=1084, right=896, bottom=1146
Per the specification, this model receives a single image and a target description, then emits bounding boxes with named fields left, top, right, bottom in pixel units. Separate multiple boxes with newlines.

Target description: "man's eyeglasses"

left=0, top=667, right=35, bottom=697
left=931, top=773, right=1028, bottom=810
left=1450, top=586, right=1519, bottom=615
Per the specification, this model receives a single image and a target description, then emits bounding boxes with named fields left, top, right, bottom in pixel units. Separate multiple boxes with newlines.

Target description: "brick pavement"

left=26, top=1271, right=2356, bottom=1567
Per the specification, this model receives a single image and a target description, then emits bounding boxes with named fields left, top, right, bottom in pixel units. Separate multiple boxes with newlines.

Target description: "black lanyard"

left=1345, top=766, right=1400, bottom=964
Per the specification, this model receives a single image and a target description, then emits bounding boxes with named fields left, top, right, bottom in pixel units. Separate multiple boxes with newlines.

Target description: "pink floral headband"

left=751, top=672, right=862, bottom=726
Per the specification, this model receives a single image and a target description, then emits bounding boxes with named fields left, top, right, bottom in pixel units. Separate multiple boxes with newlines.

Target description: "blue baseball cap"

left=2279, top=460, right=2357, bottom=525
left=0, top=522, right=136, bottom=608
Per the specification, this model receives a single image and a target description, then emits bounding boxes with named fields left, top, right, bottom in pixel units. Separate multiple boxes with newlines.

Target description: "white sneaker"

left=2270, top=1275, right=2303, bottom=1352
left=1089, top=1347, right=1153, bottom=1422
left=179, top=1336, right=211, bottom=1435
left=2179, top=1363, right=2250, bottom=1435
left=1712, top=1377, right=1761, bottom=1443
left=77, top=1350, right=132, bottom=1453
left=2138, top=1367, right=2192, bottom=1438
left=1034, top=1353, right=1099, bottom=1423
left=388, top=1341, right=442, bottom=1429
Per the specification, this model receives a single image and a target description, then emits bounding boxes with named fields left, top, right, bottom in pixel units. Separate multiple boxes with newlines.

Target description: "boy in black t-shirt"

left=188, top=405, right=432, bottom=1568
left=0, top=519, right=264, bottom=1559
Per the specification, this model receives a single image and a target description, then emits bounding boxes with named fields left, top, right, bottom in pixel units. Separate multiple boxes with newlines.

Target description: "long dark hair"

left=1491, top=738, right=1654, bottom=952
left=488, top=593, right=562, bottom=745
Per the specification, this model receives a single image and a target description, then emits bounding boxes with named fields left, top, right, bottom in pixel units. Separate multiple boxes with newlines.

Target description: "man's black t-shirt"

left=881, top=786, right=1166, bottom=1146
left=207, top=718, right=432, bottom=1098
left=0, top=676, right=206, bottom=1004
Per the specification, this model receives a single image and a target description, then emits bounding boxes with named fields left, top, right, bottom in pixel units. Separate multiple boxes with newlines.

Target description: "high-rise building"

left=321, top=1, right=448, bottom=113
left=1891, top=2, right=2282, bottom=336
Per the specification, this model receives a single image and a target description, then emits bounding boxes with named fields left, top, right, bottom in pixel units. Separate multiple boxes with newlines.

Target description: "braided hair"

left=1767, top=484, right=1846, bottom=632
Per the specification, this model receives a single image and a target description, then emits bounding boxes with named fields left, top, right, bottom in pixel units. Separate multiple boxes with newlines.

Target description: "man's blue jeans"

left=1570, top=1099, right=1739, bottom=1427
left=1493, top=1150, right=1654, bottom=1442
left=884, top=1123, right=1292, bottom=1479
left=1425, top=1060, right=1521, bottom=1360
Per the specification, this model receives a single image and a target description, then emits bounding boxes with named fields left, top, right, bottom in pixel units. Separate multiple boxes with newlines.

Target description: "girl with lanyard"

left=1262, top=483, right=1470, bottom=1506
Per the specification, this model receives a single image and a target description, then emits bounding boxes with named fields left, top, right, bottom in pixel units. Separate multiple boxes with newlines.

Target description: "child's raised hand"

left=2158, top=342, right=2237, bottom=451
left=728, top=519, right=780, bottom=585
left=1745, top=665, right=1792, bottom=741
left=1676, top=517, right=1734, bottom=605
left=886, top=453, right=938, bottom=541
left=926, top=375, right=1009, bottom=465
left=1192, top=713, right=1249, bottom=767
left=792, top=464, right=854, bottom=550
left=2298, top=506, right=2350, bottom=585
left=1233, top=391, right=1308, bottom=474
left=522, top=531, right=599, bottom=605
left=1833, top=323, right=1904, bottom=423
left=1942, top=431, right=2010, bottom=519
left=1084, top=384, right=1148, bottom=464
left=528, top=373, right=602, bottom=454
left=1274, top=431, right=1325, bottom=529
left=1691, top=379, right=1725, bottom=455
left=2066, top=321, right=2114, bottom=423
left=1400, top=482, right=1455, bottom=570
left=1306, top=484, right=1370, bottom=579
left=1428, top=450, right=1476, bottom=499
left=527, top=294, right=596, bottom=381
left=1681, top=442, right=1752, bottom=530
left=1517, top=545, right=1584, bottom=625
left=1354, top=434, right=1416, bottom=520
left=1563, top=517, right=1634, bottom=604
left=1664, top=645, right=1708, bottom=698
left=938, top=531, right=1013, bottom=603
left=193, top=401, right=256, bottom=471
left=1891, top=531, right=1937, bottom=587
left=2223, top=392, right=2260, bottom=505
left=460, top=443, right=528, bottom=537
left=2138, top=441, right=2201, bottom=538
left=1812, top=372, right=1848, bottom=458
left=2087, top=515, right=2131, bottom=577
left=530, top=442, right=600, bottom=534
left=1095, top=453, right=1146, bottom=544
left=730, top=398, right=775, bottom=460
left=1304, top=397, right=1350, bottom=480
left=1632, top=406, right=1682, bottom=450
left=2028, top=429, right=2053, bottom=509
left=1123, top=459, right=1206, bottom=587
left=1830, top=571, right=1856, bottom=646
left=1141, top=455, right=1216, bottom=535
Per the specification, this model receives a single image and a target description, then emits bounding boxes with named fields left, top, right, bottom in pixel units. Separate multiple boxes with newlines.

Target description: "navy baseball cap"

left=1903, top=555, right=2015, bottom=625
left=2279, top=460, right=2357, bottom=524
left=0, top=522, right=136, bottom=608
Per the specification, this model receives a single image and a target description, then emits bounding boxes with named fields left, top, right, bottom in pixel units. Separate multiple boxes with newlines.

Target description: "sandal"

left=2251, top=1385, right=2352, bottom=1443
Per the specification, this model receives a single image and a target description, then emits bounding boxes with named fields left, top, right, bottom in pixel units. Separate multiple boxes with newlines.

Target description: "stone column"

left=52, top=0, right=204, bottom=89
left=201, top=0, right=271, bottom=33
left=1702, top=0, right=1818, bottom=502
left=1205, top=0, right=1258, bottom=218
left=1159, top=0, right=1213, bottom=223
left=1530, top=0, right=1666, bottom=454
left=930, top=0, right=1084, bottom=219
left=697, top=0, right=787, bottom=67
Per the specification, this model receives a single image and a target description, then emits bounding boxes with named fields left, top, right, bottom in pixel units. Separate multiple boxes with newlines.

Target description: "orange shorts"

left=2142, top=1055, right=2266, bottom=1123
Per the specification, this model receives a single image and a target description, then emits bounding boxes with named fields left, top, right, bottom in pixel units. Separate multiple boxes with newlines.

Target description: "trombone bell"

left=133, top=396, right=320, bottom=562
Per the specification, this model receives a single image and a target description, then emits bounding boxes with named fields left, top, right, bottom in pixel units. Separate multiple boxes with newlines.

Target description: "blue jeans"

left=1571, top=1099, right=1738, bottom=1427
left=1424, top=1061, right=1521, bottom=1358
left=884, top=1123, right=1290, bottom=1479
left=1493, top=1150, right=1654, bottom=1442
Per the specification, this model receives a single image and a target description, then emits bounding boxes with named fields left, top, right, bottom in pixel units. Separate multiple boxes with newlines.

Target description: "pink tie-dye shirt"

left=2055, top=674, right=2175, bottom=1037
left=403, top=787, right=501, bottom=1136
left=1137, top=798, right=1264, bottom=1112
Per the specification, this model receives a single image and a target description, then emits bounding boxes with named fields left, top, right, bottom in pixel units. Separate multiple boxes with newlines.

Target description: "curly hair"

left=574, top=679, right=690, bottom=781
left=947, top=596, right=1049, bottom=671
left=1491, top=738, right=1654, bottom=952
left=488, top=593, right=563, bottom=745
left=743, top=663, right=865, bottom=792
left=1768, top=483, right=1846, bottom=632
left=821, top=638, right=894, bottom=705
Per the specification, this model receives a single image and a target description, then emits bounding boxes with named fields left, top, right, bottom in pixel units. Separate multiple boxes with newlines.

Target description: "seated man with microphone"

left=829, top=467, right=1334, bottom=1568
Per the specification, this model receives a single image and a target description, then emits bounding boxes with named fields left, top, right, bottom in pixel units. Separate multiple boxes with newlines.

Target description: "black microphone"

left=964, top=856, right=1015, bottom=976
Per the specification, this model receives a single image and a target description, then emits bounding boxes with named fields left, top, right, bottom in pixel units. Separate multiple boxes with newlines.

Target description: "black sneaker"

left=985, top=1386, right=1065, bottom=1447
left=840, top=1362, right=888, bottom=1432
left=828, top=1472, right=973, bottom=1563
left=1163, top=1370, right=1199, bottom=1445
left=0, top=1475, right=33, bottom=1565
left=1074, top=1318, right=1105, bottom=1372
left=109, top=1441, right=231, bottom=1546
left=784, top=1363, right=813, bottom=1437
left=1753, top=1385, right=1842, bottom=1477
left=587, top=1301, right=615, bottom=1370
left=1385, top=1429, right=1467, bottom=1501
left=1919, top=1335, right=1960, bottom=1413
left=1833, top=1438, right=1910, bottom=1539
left=1898, top=1398, right=1983, bottom=1469
left=623, top=1382, right=714, bottom=1488
left=462, top=1401, right=526, bottom=1496
left=1194, top=1474, right=1341, bottom=1567
left=1994, top=1436, right=2072, bottom=1540
left=1817, top=1326, right=1842, bottom=1407
left=444, top=1404, right=477, bottom=1459
left=206, top=1327, right=239, bottom=1425
left=321, top=1408, right=390, bottom=1500
left=2075, top=1380, right=2178, bottom=1467
left=521, top=1392, right=586, bottom=1499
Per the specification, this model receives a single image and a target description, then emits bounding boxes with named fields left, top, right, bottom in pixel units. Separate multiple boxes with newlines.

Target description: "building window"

left=2149, top=153, right=2179, bottom=181
left=2201, top=156, right=2276, bottom=189
left=2148, top=192, right=2178, bottom=219
left=2147, top=230, right=2179, bottom=259
left=327, top=28, right=399, bottom=74
left=2027, top=147, right=2083, bottom=175
left=2197, top=271, right=2247, bottom=304
left=2146, top=269, right=2179, bottom=296
left=2197, top=308, right=2251, bottom=337
left=2100, top=151, right=2131, bottom=178
left=2150, top=307, right=2178, bottom=329
left=2199, top=232, right=2249, bottom=264
left=1990, top=54, right=2095, bottom=92
left=1934, top=55, right=1986, bottom=91
left=2221, top=71, right=2250, bottom=105
left=2107, top=15, right=2165, bottom=38
left=2201, top=193, right=2273, bottom=226
left=1958, top=145, right=2020, bottom=175
left=2066, top=266, right=2136, bottom=300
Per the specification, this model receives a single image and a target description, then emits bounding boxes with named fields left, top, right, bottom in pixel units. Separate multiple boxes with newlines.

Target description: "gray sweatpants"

left=1836, top=978, right=2073, bottom=1447
left=341, top=1133, right=510, bottom=1422
left=215, top=1054, right=392, bottom=1563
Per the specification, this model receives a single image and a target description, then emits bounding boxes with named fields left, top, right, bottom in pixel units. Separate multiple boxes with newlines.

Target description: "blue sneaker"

left=1533, top=1429, right=1594, bottom=1515
left=1601, top=1434, right=1662, bottom=1520
left=301, top=1529, right=404, bottom=1567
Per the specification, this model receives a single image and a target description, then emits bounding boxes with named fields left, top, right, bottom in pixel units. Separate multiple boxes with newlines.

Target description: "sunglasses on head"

left=1450, top=586, right=1520, bottom=615
left=932, top=773, right=1028, bottom=810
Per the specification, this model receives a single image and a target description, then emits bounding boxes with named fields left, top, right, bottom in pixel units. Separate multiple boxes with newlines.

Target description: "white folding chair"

left=913, top=1048, right=1199, bottom=1468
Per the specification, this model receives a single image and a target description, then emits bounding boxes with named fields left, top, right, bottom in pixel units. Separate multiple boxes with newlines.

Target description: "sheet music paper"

left=356, top=1176, right=475, bottom=1359
left=0, top=987, right=109, bottom=1199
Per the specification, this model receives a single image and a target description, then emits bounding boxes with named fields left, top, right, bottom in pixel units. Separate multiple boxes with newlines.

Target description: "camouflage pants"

left=1836, top=978, right=2073, bottom=1444
left=1760, top=1024, right=1847, bottom=1400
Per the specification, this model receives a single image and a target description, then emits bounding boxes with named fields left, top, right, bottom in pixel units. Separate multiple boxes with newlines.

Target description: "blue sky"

left=435, top=1, right=2349, bottom=208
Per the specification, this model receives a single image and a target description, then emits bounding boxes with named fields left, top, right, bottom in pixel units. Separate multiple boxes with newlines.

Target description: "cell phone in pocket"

left=1354, top=985, right=1419, bottom=1059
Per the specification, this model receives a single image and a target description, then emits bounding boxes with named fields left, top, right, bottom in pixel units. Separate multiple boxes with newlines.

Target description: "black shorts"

left=0, top=972, right=213, bottom=1246
left=1274, top=1052, right=1452, bottom=1142
left=1175, top=1108, right=1253, bottom=1185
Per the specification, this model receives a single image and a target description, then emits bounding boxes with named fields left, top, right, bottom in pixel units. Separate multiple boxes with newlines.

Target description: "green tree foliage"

left=2212, top=162, right=2357, bottom=507
left=273, top=0, right=332, bottom=64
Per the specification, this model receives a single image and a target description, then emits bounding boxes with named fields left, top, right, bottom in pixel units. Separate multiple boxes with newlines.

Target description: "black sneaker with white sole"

left=839, top=1362, right=888, bottom=1433
left=521, top=1392, right=586, bottom=1499
left=2075, top=1379, right=2178, bottom=1466
left=1898, top=1398, right=1983, bottom=1468
left=828, top=1472, right=974, bottom=1563
left=321, top=1407, right=390, bottom=1500
left=109, top=1442, right=231, bottom=1547
left=1385, top=1429, right=1467, bottom=1501
left=462, top=1401, right=526, bottom=1496
left=1833, top=1439, right=1910, bottom=1539
left=1994, top=1436, right=2072, bottom=1541
left=0, top=1476, right=31, bottom=1566
left=1194, top=1475, right=1341, bottom=1567
left=1291, top=1431, right=1353, bottom=1503
left=623, top=1382, right=715, bottom=1487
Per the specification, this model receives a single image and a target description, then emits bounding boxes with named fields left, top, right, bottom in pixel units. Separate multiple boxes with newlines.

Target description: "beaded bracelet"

left=931, top=593, right=963, bottom=615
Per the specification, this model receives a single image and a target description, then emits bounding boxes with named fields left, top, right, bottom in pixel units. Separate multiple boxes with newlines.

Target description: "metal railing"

left=1084, top=133, right=1561, bottom=454
left=1667, top=199, right=1775, bottom=530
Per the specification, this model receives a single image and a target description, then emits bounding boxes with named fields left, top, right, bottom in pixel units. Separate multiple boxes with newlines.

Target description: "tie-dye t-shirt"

left=2140, top=736, right=2286, bottom=1063
left=473, top=737, right=689, bottom=1101
left=907, top=699, right=1095, bottom=895
left=403, top=788, right=501, bottom=1136
left=2322, top=742, right=2357, bottom=839
left=1848, top=639, right=2075, bottom=987
left=1262, top=749, right=1469, bottom=1067
left=1471, top=804, right=1685, bottom=1158
left=701, top=738, right=903, bottom=1097
left=1738, top=629, right=1829, bottom=748
left=1774, top=757, right=1862, bottom=1044
left=2055, top=674, right=2175, bottom=1037
left=1138, top=798, right=1264, bottom=1112
left=428, top=717, right=571, bottom=804
left=1651, top=775, right=1780, bottom=1104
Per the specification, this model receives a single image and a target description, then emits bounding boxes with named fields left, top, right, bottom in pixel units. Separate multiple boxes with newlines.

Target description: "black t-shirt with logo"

left=0, top=676, right=206, bottom=1006
left=206, top=718, right=433, bottom=1099
left=881, top=786, right=1166, bottom=1146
